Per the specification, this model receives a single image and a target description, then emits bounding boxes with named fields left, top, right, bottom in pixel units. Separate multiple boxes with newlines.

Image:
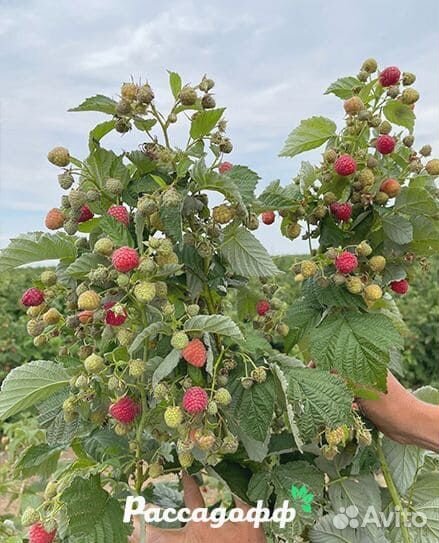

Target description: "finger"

left=182, top=472, right=205, bottom=509
left=146, top=524, right=185, bottom=542
left=233, top=495, right=252, bottom=514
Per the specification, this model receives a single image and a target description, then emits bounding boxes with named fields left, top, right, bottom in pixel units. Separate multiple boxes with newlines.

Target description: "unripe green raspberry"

left=403, top=135, right=415, bottom=147
left=44, top=481, right=58, bottom=500
left=426, top=159, right=439, bottom=176
left=171, top=331, right=189, bottom=350
left=364, top=284, right=383, bottom=301
left=361, top=58, right=377, bottom=73
left=27, top=319, right=45, bottom=337
left=387, top=86, right=400, bottom=99
left=134, top=281, right=156, bottom=303
left=357, top=427, right=373, bottom=447
left=62, top=396, right=77, bottom=415
left=197, top=431, right=216, bottom=451
left=207, top=400, right=218, bottom=415
left=276, top=322, right=290, bottom=337
left=219, top=138, right=233, bottom=154
left=375, top=191, right=389, bottom=205
left=356, top=241, right=373, bottom=257
left=179, top=86, right=197, bottom=106
left=148, top=463, right=164, bottom=478
left=129, top=359, right=145, bottom=378
left=346, top=276, right=363, bottom=294
left=115, top=118, right=131, bottom=133
left=220, top=434, right=239, bottom=454
left=48, top=146, right=70, bottom=167
left=40, top=270, right=57, bottom=287
left=402, top=72, right=416, bottom=86
left=186, top=304, right=200, bottom=317
left=369, top=255, right=386, bottom=272
left=162, top=188, right=181, bottom=207
left=286, top=222, right=301, bottom=240
left=115, top=99, right=132, bottom=115
left=324, top=149, right=337, bottom=163
left=251, top=367, right=267, bottom=384
left=75, top=375, right=89, bottom=390
left=419, top=145, right=432, bottom=157
left=164, top=406, right=184, bottom=428
left=358, top=168, right=375, bottom=187
left=114, top=422, right=129, bottom=436
left=105, top=177, right=124, bottom=195
left=223, top=358, right=237, bottom=371
left=378, top=121, right=392, bottom=134
left=357, top=70, right=369, bottom=82
left=155, top=281, right=168, bottom=298
left=137, top=84, right=154, bottom=104
left=21, top=507, right=40, bottom=526
left=323, top=191, right=337, bottom=205
left=162, top=302, right=175, bottom=317
left=178, top=452, right=194, bottom=469
left=301, top=260, right=318, bottom=278
left=117, top=328, right=133, bottom=347
left=401, top=88, right=419, bottom=105
left=325, top=427, right=347, bottom=447
left=33, top=334, right=48, bottom=347
left=68, top=189, right=87, bottom=210
left=93, top=237, right=113, bottom=257
left=199, top=76, right=215, bottom=92
left=84, top=353, right=105, bottom=373
left=138, top=195, right=158, bottom=215
left=214, top=387, right=232, bottom=406
left=117, top=274, right=130, bottom=288
left=64, top=219, right=78, bottom=235
left=108, top=375, right=122, bottom=391
left=217, top=373, right=229, bottom=386
left=201, top=93, right=216, bottom=109
left=153, top=383, right=169, bottom=400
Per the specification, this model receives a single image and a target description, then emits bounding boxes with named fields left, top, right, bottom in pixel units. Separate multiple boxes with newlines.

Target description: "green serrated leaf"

left=0, top=360, right=70, bottom=420
left=89, top=120, right=116, bottom=151
left=310, top=312, right=402, bottom=390
left=226, top=165, right=260, bottom=204
left=190, top=108, right=225, bottom=139
left=65, top=253, right=109, bottom=279
left=69, top=95, right=117, bottom=115
left=152, top=349, right=181, bottom=388
left=0, top=232, right=77, bottom=272
left=221, top=225, right=279, bottom=277
left=168, top=71, right=182, bottom=99
left=383, top=99, right=415, bottom=130
left=324, top=76, right=362, bottom=99
left=256, top=180, right=301, bottom=210
left=134, top=118, right=157, bottom=132
left=184, top=315, right=243, bottom=339
left=382, top=436, right=426, bottom=495
left=99, top=215, right=134, bottom=247
left=15, top=443, right=61, bottom=478
left=395, top=187, right=438, bottom=216
left=279, top=116, right=337, bottom=158
left=382, top=214, right=413, bottom=245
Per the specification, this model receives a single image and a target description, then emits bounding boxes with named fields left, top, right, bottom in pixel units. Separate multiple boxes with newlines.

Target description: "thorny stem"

left=376, top=437, right=411, bottom=543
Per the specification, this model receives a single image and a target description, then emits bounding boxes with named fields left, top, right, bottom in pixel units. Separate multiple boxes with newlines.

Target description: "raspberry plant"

left=0, top=61, right=439, bottom=542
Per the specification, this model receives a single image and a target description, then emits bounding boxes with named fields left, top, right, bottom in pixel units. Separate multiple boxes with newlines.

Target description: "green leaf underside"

left=69, top=95, right=118, bottom=115
left=183, top=314, right=243, bottom=339
left=0, top=360, right=70, bottom=420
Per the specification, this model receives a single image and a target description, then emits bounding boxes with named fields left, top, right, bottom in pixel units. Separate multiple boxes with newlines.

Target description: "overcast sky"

left=1, top=0, right=438, bottom=255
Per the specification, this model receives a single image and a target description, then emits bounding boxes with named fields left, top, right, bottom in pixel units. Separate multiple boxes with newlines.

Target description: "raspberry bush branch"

left=0, top=60, right=438, bottom=543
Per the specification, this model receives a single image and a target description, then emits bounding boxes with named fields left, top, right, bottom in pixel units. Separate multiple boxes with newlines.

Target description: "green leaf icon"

left=290, top=484, right=314, bottom=513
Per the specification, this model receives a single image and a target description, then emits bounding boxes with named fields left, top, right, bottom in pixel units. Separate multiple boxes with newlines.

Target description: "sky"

left=0, top=0, right=438, bottom=255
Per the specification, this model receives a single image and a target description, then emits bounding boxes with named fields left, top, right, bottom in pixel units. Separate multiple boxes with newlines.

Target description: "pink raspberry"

left=261, top=211, right=275, bottom=225
left=219, top=162, right=233, bottom=174
left=376, top=135, right=396, bottom=155
left=330, top=202, right=352, bottom=222
left=28, top=523, right=56, bottom=543
left=335, top=252, right=358, bottom=274
left=334, top=154, right=357, bottom=176
left=182, top=387, right=209, bottom=414
left=256, top=300, right=270, bottom=316
left=78, top=205, right=94, bottom=223
left=21, top=288, right=45, bottom=307
left=379, top=66, right=401, bottom=87
left=390, top=279, right=409, bottom=295
left=109, top=396, right=140, bottom=423
left=182, top=339, right=207, bottom=368
left=112, top=246, right=139, bottom=272
left=108, top=205, right=130, bottom=226
left=104, top=301, right=128, bottom=326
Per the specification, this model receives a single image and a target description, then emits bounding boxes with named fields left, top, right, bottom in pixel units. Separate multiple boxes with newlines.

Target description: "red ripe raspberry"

left=182, top=339, right=207, bottom=367
left=28, top=523, right=56, bottom=543
left=45, top=208, right=65, bottom=230
left=335, top=251, right=358, bottom=274
left=330, top=202, right=352, bottom=222
left=182, top=387, right=209, bottom=414
left=379, top=66, right=401, bottom=87
left=21, top=288, right=45, bottom=307
left=78, top=205, right=94, bottom=223
left=104, top=301, right=128, bottom=326
left=261, top=211, right=275, bottom=225
left=390, top=279, right=409, bottom=295
left=112, top=246, right=140, bottom=272
left=108, top=205, right=130, bottom=226
left=219, top=161, right=233, bottom=174
left=256, top=300, right=270, bottom=316
left=376, top=135, right=396, bottom=155
left=334, top=154, right=357, bottom=176
left=109, top=396, right=140, bottom=423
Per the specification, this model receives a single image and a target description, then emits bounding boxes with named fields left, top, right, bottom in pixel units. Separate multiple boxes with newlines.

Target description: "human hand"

left=359, top=372, right=439, bottom=452
left=131, top=473, right=267, bottom=543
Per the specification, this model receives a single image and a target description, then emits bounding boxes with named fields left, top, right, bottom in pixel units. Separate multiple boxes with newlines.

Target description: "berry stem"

left=150, top=104, right=171, bottom=148
left=376, top=437, right=412, bottom=543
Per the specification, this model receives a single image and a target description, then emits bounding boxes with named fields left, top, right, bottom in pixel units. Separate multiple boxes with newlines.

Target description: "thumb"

left=182, top=472, right=205, bottom=509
